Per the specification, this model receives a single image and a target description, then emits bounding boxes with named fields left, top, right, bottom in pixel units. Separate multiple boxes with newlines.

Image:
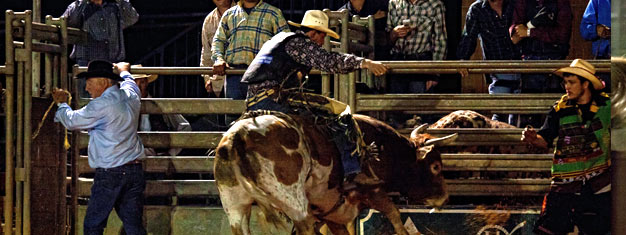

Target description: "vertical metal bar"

left=366, top=15, right=375, bottom=88
left=44, top=53, right=52, bottom=96
left=348, top=72, right=356, bottom=110
left=70, top=65, right=80, bottom=235
left=59, top=17, right=68, bottom=90
left=339, top=10, right=349, bottom=103
left=15, top=61, right=24, bottom=235
left=322, top=35, right=331, bottom=97
left=613, top=151, right=626, bottom=234
left=5, top=10, right=16, bottom=235
left=31, top=2, right=41, bottom=97
left=53, top=55, right=59, bottom=89
left=23, top=11, right=33, bottom=235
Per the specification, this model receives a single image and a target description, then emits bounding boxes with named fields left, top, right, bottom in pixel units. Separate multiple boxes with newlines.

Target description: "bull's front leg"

left=366, top=189, right=413, bottom=235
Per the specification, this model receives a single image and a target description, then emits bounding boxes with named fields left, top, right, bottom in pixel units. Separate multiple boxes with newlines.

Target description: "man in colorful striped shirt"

left=522, top=59, right=610, bottom=235
left=211, top=0, right=289, bottom=124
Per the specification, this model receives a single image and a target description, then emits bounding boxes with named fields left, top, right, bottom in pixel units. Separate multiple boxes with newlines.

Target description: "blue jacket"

left=580, top=0, right=611, bottom=58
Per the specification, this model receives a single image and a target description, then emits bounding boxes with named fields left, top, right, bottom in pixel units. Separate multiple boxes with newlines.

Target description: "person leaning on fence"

left=521, top=59, right=610, bottom=235
left=510, top=0, right=572, bottom=94
left=52, top=60, right=146, bottom=235
left=62, top=0, right=139, bottom=98
left=386, top=0, right=447, bottom=94
left=241, top=10, right=388, bottom=190
left=211, top=0, right=290, bottom=125
left=200, top=0, right=235, bottom=97
left=457, top=0, right=521, bottom=126
left=134, top=68, right=191, bottom=156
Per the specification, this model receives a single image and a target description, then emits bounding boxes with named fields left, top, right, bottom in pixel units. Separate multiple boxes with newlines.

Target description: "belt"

left=124, top=159, right=142, bottom=165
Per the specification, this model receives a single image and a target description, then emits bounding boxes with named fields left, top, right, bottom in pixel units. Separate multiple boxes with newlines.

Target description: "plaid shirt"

left=63, top=0, right=139, bottom=62
left=457, top=0, right=520, bottom=60
left=211, top=0, right=290, bottom=65
left=386, top=0, right=447, bottom=60
left=200, top=3, right=234, bottom=87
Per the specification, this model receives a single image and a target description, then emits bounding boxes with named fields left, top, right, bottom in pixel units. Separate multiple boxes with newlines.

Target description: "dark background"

left=1, top=0, right=463, bottom=96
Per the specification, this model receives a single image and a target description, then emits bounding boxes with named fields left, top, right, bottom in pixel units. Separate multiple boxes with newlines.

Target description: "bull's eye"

left=430, top=162, right=442, bottom=175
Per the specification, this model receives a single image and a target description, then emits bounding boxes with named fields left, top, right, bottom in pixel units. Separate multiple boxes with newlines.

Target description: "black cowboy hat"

left=76, top=60, right=123, bottom=81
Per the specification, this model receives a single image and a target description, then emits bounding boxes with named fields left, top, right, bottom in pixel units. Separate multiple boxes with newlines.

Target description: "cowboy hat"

left=130, top=65, right=158, bottom=83
left=288, top=10, right=340, bottom=39
left=76, top=60, right=123, bottom=81
left=554, top=59, right=604, bottom=90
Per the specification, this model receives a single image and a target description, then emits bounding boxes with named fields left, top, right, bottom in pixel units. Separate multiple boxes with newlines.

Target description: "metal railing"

left=4, top=10, right=85, bottom=235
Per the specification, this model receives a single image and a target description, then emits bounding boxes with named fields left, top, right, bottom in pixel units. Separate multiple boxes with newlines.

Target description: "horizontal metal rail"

left=76, top=154, right=552, bottom=174
left=78, top=128, right=529, bottom=149
left=13, top=41, right=62, bottom=54
left=442, top=154, right=552, bottom=171
left=78, top=131, right=224, bottom=149
left=77, top=178, right=219, bottom=197
left=75, top=178, right=550, bottom=197
left=11, top=19, right=86, bottom=44
left=0, top=65, right=5, bottom=74
left=139, top=98, right=245, bottom=114
left=73, top=60, right=609, bottom=77
left=74, top=66, right=323, bottom=76
left=356, top=93, right=561, bottom=113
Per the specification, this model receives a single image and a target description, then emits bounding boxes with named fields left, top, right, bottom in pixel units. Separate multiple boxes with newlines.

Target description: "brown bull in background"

left=214, top=113, right=457, bottom=235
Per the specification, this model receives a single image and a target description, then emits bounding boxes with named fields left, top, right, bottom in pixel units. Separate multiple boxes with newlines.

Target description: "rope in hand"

left=32, top=89, right=72, bottom=150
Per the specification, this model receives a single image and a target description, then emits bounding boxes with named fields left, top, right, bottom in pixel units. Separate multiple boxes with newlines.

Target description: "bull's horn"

left=424, top=133, right=458, bottom=147
left=410, top=124, right=429, bottom=139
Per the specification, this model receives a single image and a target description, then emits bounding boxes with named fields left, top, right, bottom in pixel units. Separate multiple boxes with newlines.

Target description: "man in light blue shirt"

left=52, top=60, right=146, bottom=235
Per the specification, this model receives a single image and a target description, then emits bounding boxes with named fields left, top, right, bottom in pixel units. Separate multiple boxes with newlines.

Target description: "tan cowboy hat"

left=288, top=10, right=340, bottom=39
left=554, top=59, right=604, bottom=90
left=131, top=65, right=158, bottom=83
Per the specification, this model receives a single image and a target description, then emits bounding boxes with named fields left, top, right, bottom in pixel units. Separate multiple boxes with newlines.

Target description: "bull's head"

left=405, top=124, right=457, bottom=208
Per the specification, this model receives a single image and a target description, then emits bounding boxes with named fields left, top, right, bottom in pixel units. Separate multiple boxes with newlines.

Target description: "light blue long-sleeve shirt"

left=55, top=71, right=144, bottom=169
left=580, top=0, right=611, bottom=58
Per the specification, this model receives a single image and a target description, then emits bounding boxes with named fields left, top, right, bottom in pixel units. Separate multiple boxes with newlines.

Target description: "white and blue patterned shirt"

left=55, top=71, right=144, bottom=169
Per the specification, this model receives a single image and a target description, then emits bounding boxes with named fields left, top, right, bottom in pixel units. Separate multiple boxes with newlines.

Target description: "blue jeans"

left=488, top=74, right=521, bottom=125
left=84, top=164, right=146, bottom=235
left=225, top=74, right=248, bottom=125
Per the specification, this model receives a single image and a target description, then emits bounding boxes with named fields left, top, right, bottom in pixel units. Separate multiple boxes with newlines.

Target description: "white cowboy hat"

left=554, top=59, right=604, bottom=90
left=130, top=65, right=158, bottom=83
left=288, top=10, right=340, bottom=39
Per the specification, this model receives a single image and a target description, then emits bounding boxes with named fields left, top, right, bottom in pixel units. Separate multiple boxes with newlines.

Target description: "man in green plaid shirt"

left=211, top=0, right=290, bottom=124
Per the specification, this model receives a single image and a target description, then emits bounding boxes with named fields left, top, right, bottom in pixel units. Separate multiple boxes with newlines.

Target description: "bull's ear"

left=424, top=133, right=458, bottom=147
left=418, top=145, right=434, bottom=159
left=410, top=124, right=429, bottom=139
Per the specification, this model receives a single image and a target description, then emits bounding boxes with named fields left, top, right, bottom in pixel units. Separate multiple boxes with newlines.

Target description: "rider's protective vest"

left=551, top=94, right=611, bottom=179
left=241, top=32, right=311, bottom=89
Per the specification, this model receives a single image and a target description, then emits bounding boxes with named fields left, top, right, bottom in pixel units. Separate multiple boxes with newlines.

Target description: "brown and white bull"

left=214, top=113, right=457, bottom=235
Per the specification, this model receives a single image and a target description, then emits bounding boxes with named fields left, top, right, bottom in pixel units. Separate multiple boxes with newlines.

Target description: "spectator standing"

left=580, top=0, right=610, bottom=92
left=522, top=59, right=610, bottom=235
left=62, top=0, right=139, bottom=97
left=134, top=71, right=191, bottom=156
left=52, top=61, right=146, bottom=235
left=510, top=0, right=572, bottom=94
left=200, top=0, right=235, bottom=97
left=580, top=0, right=610, bottom=59
left=339, top=0, right=391, bottom=60
left=211, top=0, right=290, bottom=124
left=457, top=0, right=521, bottom=125
left=386, top=0, right=446, bottom=94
